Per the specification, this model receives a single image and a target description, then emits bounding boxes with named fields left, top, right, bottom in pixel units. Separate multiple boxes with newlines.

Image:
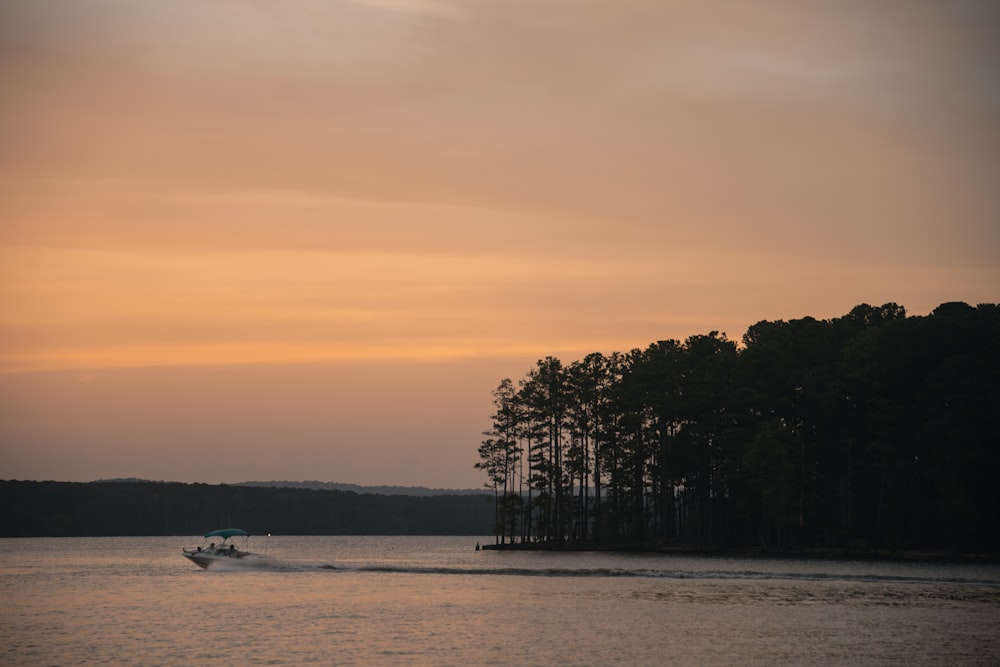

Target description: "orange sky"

left=1, top=1, right=998, bottom=487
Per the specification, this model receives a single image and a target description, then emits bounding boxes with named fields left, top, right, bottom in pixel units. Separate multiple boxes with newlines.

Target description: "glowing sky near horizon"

left=1, top=0, right=998, bottom=487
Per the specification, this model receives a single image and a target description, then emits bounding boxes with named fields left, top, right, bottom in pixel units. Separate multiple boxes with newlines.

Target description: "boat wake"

left=304, top=563, right=1000, bottom=586
left=198, top=554, right=271, bottom=570
left=193, top=557, right=1000, bottom=587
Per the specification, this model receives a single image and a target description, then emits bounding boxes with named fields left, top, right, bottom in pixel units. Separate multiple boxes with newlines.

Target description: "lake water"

left=2, top=536, right=999, bottom=665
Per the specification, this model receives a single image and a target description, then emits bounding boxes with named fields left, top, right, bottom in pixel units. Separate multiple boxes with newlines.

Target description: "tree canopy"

left=476, top=302, right=1000, bottom=555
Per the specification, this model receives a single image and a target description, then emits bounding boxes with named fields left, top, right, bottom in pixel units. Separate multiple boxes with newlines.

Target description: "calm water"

left=2, top=536, right=999, bottom=666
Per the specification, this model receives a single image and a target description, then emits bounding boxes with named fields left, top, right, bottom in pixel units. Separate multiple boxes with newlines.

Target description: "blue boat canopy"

left=203, top=528, right=249, bottom=540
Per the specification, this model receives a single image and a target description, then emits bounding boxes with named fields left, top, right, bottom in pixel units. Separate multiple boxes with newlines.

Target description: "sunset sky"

left=2, top=1, right=998, bottom=488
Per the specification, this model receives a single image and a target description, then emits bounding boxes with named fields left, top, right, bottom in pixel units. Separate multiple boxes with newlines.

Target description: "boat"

left=182, top=528, right=259, bottom=569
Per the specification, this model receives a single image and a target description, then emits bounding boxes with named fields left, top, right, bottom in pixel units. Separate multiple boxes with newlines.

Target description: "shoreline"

left=479, top=541, right=1000, bottom=564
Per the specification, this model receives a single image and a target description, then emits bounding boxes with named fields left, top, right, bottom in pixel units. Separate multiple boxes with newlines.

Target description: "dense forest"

left=476, top=302, right=1000, bottom=555
left=237, top=480, right=485, bottom=496
left=0, top=480, right=492, bottom=537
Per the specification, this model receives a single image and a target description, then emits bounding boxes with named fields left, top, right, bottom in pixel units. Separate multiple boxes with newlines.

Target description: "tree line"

left=0, top=480, right=493, bottom=536
left=476, top=302, right=1000, bottom=555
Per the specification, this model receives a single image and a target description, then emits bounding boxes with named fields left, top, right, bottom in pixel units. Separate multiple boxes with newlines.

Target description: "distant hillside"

left=93, top=478, right=489, bottom=496
left=1, top=480, right=494, bottom=537
left=238, top=480, right=488, bottom=496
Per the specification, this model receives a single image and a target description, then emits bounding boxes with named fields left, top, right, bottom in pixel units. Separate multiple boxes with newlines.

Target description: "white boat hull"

left=182, top=549, right=254, bottom=569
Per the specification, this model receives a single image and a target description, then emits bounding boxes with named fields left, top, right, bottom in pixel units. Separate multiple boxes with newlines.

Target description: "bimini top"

left=203, top=528, right=249, bottom=540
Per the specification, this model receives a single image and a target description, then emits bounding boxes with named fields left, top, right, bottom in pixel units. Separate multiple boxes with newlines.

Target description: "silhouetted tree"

left=475, top=302, right=1000, bottom=555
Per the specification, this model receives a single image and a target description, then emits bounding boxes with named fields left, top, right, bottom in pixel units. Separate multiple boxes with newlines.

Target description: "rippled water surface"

left=2, top=536, right=999, bottom=665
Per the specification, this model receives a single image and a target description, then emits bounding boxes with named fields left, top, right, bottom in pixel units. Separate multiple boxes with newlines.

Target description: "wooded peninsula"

left=476, top=302, right=999, bottom=557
